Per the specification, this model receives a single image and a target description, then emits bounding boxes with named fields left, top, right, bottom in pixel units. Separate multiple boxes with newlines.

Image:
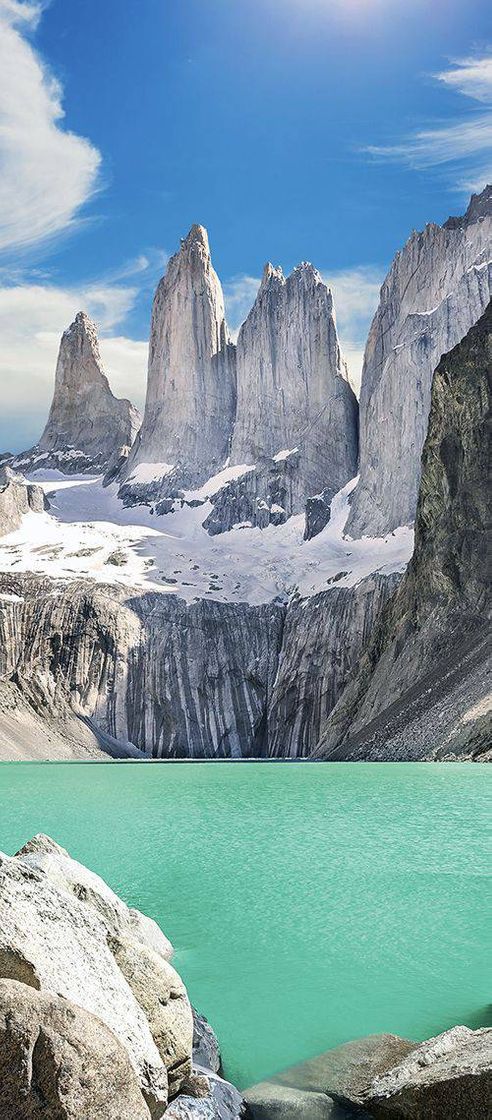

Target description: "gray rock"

left=122, top=225, right=236, bottom=501
left=166, top=1068, right=245, bottom=1119
left=0, top=466, right=48, bottom=537
left=347, top=185, right=492, bottom=537
left=269, top=1035, right=415, bottom=1106
left=363, top=1026, right=492, bottom=1118
left=314, top=300, right=492, bottom=761
left=244, top=1082, right=339, bottom=1118
left=0, top=978, right=150, bottom=1120
left=0, top=834, right=195, bottom=1115
left=304, top=488, right=334, bottom=541
left=193, top=1008, right=222, bottom=1073
left=230, top=262, right=358, bottom=508
left=203, top=451, right=303, bottom=535
left=13, top=312, right=141, bottom=475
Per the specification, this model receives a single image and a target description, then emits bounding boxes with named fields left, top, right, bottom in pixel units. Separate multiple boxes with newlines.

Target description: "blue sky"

left=0, top=0, right=491, bottom=450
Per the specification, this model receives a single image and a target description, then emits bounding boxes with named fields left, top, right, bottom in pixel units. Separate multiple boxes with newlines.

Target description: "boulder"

left=363, top=1026, right=492, bottom=1118
left=193, top=1007, right=222, bottom=1073
left=244, top=1081, right=352, bottom=1118
left=166, top=1068, right=245, bottom=1119
left=0, top=834, right=194, bottom=1116
left=0, top=977, right=149, bottom=1120
left=269, top=1035, right=415, bottom=1105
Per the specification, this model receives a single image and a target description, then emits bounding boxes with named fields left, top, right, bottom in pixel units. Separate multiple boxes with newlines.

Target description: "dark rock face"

left=314, top=300, right=492, bottom=761
left=267, top=575, right=401, bottom=758
left=12, top=312, right=141, bottom=476
left=203, top=452, right=303, bottom=535
left=0, top=466, right=48, bottom=537
left=304, top=489, right=333, bottom=541
left=267, top=1036, right=416, bottom=1107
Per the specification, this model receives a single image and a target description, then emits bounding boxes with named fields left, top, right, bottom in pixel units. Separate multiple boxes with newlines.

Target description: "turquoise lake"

left=0, top=762, right=490, bottom=1089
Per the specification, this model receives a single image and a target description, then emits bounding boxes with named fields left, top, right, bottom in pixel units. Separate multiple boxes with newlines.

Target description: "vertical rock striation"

left=122, top=226, right=236, bottom=501
left=314, top=300, right=492, bottom=760
left=231, top=262, right=358, bottom=503
left=14, top=313, right=141, bottom=474
left=347, top=185, right=492, bottom=538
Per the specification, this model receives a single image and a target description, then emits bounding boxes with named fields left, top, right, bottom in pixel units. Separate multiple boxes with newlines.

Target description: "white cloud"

left=364, top=52, right=492, bottom=193
left=0, top=280, right=148, bottom=452
left=0, top=0, right=101, bottom=254
left=323, top=266, right=384, bottom=393
left=223, top=274, right=261, bottom=340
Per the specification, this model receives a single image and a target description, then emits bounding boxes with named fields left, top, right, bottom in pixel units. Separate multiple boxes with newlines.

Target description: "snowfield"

left=0, top=471, right=414, bottom=605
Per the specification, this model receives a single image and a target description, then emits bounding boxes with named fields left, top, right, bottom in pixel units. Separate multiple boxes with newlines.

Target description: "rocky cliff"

left=0, top=568, right=400, bottom=760
left=0, top=467, right=47, bottom=537
left=231, top=262, right=358, bottom=506
left=12, top=312, right=141, bottom=475
left=121, top=226, right=236, bottom=502
left=346, top=185, right=492, bottom=537
left=314, top=300, right=492, bottom=761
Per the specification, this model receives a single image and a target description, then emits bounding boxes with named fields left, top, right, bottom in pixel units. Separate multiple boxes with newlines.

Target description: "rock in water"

left=0, top=978, right=150, bottom=1120
left=363, top=1026, right=492, bottom=1119
left=0, top=466, right=47, bottom=537
left=230, top=262, right=358, bottom=506
left=122, top=225, right=236, bottom=501
left=0, top=833, right=194, bottom=1115
left=314, top=299, right=492, bottom=761
left=13, top=312, right=141, bottom=475
left=347, top=185, right=492, bottom=537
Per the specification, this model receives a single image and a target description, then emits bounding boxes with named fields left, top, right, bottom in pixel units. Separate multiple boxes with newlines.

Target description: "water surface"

left=0, top=762, right=489, bottom=1089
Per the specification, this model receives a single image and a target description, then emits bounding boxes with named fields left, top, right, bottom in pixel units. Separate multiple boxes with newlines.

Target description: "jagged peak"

left=444, top=184, right=492, bottom=230
left=180, top=223, right=210, bottom=254
left=289, top=261, right=324, bottom=286
left=260, top=262, right=284, bottom=288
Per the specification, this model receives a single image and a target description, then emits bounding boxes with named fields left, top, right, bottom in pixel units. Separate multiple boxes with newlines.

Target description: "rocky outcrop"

left=203, top=451, right=304, bottom=534
left=0, top=466, right=47, bottom=537
left=230, top=262, right=358, bottom=506
left=122, top=226, right=236, bottom=502
left=347, top=185, right=492, bottom=537
left=0, top=978, right=150, bottom=1120
left=314, top=300, right=492, bottom=760
left=0, top=835, right=245, bottom=1119
left=363, top=1026, right=492, bottom=1119
left=267, top=574, right=401, bottom=758
left=12, top=312, right=141, bottom=475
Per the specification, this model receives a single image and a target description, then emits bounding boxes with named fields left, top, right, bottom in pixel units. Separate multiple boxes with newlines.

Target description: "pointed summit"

left=29, top=312, right=141, bottom=471
left=231, top=258, right=358, bottom=500
left=122, top=224, right=236, bottom=497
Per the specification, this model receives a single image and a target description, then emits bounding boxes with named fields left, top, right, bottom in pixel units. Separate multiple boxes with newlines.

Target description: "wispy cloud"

left=0, top=0, right=101, bottom=255
left=364, top=52, right=492, bottom=193
left=223, top=274, right=261, bottom=340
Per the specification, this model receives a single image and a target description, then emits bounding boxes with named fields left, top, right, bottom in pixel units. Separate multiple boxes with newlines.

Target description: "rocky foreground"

left=0, top=836, right=490, bottom=1118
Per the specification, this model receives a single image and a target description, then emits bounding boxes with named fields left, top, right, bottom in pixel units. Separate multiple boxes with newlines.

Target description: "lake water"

left=0, top=762, right=489, bottom=1089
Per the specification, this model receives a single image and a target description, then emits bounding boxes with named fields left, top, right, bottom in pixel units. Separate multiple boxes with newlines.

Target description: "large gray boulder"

left=244, top=1081, right=356, bottom=1118
left=0, top=834, right=194, bottom=1116
left=347, top=185, right=492, bottom=538
left=166, top=1068, right=246, bottom=1119
left=13, top=311, right=141, bottom=475
left=363, top=1026, right=492, bottom=1118
left=0, top=978, right=150, bottom=1120
left=266, top=1035, right=415, bottom=1107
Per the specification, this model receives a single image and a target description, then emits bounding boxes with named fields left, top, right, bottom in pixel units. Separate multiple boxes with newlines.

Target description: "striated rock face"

left=347, top=185, right=492, bottom=537
left=267, top=574, right=401, bottom=758
left=13, top=312, right=141, bottom=475
left=0, top=466, right=47, bottom=537
left=363, top=1026, right=492, bottom=1119
left=122, top=226, right=236, bottom=500
left=0, top=978, right=150, bottom=1120
left=203, top=451, right=304, bottom=535
left=230, top=262, right=358, bottom=504
left=314, top=300, right=492, bottom=761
